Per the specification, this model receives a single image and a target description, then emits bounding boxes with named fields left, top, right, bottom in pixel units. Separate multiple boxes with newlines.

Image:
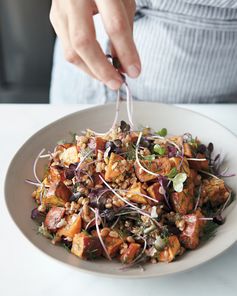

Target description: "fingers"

left=121, top=0, right=136, bottom=30
left=67, top=0, right=123, bottom=90
left=50, top=1, right=95, bottom=78
left=95, top=0, right=141, bottom=78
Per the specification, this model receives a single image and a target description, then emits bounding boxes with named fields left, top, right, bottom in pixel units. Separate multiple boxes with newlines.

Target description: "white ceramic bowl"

left=4, top=102, right=237, bottom=278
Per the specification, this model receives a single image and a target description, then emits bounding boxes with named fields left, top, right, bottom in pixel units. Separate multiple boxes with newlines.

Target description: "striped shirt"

left=50, top=0, right=237, bottom=104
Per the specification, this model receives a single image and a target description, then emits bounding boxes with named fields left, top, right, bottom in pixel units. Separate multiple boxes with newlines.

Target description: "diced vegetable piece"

left=104, top=236, right=123, bottom=257
left=53, top=181, right=72, bottom=202
left=201, top=178, right=229, bottom=207
left=92, top=172, right=104, bottom=186
left=171, top=189, right=193, bottom=215
left=168, top=136, right=183, bottom=147
left=47, top=166, right=65, bottom=184
left=57, top=214, right=82, bottom=238
left=130, top=132, right=138, bottom=143
left=95, top=137, right=106, bottom=154
left=188, top=153, right=209, bottom=171
left=105, top=153, right=125, bottom=181
left=127, top=182, right=148, bottom=204
left=45, top=206, right=65, bottom=232
left=183, top=143, right=193, bottom=158
left=147, top=183, right=164, bottom=202
left=42, top=195, right=65, bottom=207
left=134, top=157, right=171, bottom=182
left=71, top=233, right=103, bottom=260
left=47, top=167, right=61, bottom=184
left=59, top=145, right=79, bottom=166
left=44, top=181, right=72, bottom=207
left=158, top=235, right=181, bottom=262
left=120, top=243, right=141, bottom=264
left=189, top=169, right=201, bottom=186
left=169, top=157, right=190, bottom=176
left=180, top=210, right=204, bottom=249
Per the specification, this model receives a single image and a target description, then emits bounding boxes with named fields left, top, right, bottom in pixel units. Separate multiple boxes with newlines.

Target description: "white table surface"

left=1, top=104, right=237, bottom=296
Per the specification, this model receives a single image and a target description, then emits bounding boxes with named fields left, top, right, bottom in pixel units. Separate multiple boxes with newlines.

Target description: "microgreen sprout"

left=153, top=144, right=166, bottom=156
left=169, top=172, right=187, bottom=193
left=167, top=167, right=178, bottom=179
left=155, top=128, right=167, bottom=137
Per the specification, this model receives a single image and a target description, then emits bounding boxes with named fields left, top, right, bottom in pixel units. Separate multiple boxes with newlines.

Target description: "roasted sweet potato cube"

left=104, top=236, right=123, bottom=257
left=105, top=153, right=125, bottom=181
left=201, top=178, right=229, bottom=207
left=147, top=183, right=164, bottom=202
left=180, top=210, right=204, bottom=249
left=171, top=189, right=193, bottom=215
left=134, top=162, right=156, bottom=182
left=127, top=182, right=148, bottom=204
left=134, top=157, right=171, bottom=182
left=120, top=243, right=141, bottom=264
left=57, top=214, right=82, bottom=238
left=44, top=181, right=72, bottom=206
left=130, top=132, right=138, bottom=143
left=45, top=206, right=65, bottom=232
left=169, top=157, right=190, bottom=176
left=47, top=167, right=61, bottom=184
left=189, top=169, right=201, bottom=186
left=71, top=233, right=103, bottom=260
left=183, top=143, right=193, bottom=158
left=54, top=181, right=72, bottom=202
left=158, top=235, right=181, bottom=262
left=95, top=137, right=106, bottom=154
left=188, top=153, right=209, bottom=171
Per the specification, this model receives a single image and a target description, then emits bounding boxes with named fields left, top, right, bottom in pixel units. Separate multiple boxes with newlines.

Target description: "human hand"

left=50, top=0, right=141, bottom=90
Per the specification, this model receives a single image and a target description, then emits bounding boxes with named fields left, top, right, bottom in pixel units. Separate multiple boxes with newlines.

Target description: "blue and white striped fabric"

left=50, top=0, right=237, bottom=104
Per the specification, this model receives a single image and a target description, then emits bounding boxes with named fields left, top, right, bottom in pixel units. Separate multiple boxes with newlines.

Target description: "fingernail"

left=127, top=64, right=140, bottom=78
left=106, top=79, right=122, bottom=90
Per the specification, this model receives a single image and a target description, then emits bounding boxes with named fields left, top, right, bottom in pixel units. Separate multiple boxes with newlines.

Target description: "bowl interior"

left=5, top=102, right=237, bottom=278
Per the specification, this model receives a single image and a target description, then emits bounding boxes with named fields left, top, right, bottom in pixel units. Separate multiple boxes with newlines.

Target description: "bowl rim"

left=4, top=102, right=237, bottom=278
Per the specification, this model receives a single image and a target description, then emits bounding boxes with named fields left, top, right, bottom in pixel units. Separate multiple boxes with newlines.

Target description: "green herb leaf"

left=154, top=144, right=166, bottom=155
left=167, top=167, right=178, bottom=179
left=143, top=154, right=156, bottom=161
left=126, top=144, right=136, bottom=160
left=155, top=128, right=167, bottom=137
left=172, top=173, right=187, bottom=193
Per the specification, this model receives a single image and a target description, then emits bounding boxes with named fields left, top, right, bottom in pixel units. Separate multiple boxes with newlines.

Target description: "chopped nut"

left=37, top=204, right=46, bottom=213
left=126, top=236, right=135, bottom=243
left=78, top=197, right=84, bottom=204
left=82, top=203, right=90, bottom=215
left=176, top=219, right=185, bottom=231
left=64, top=179, right=72, bottom=186
left=81, top=197, right=89, bottom=205
left=101, top=228, right=110, bottom=237
left=112, top=162, right=118, bottom=170
left=109, top=231, right=119, bottom=238
left=105, top=203, right=113, bottom=209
